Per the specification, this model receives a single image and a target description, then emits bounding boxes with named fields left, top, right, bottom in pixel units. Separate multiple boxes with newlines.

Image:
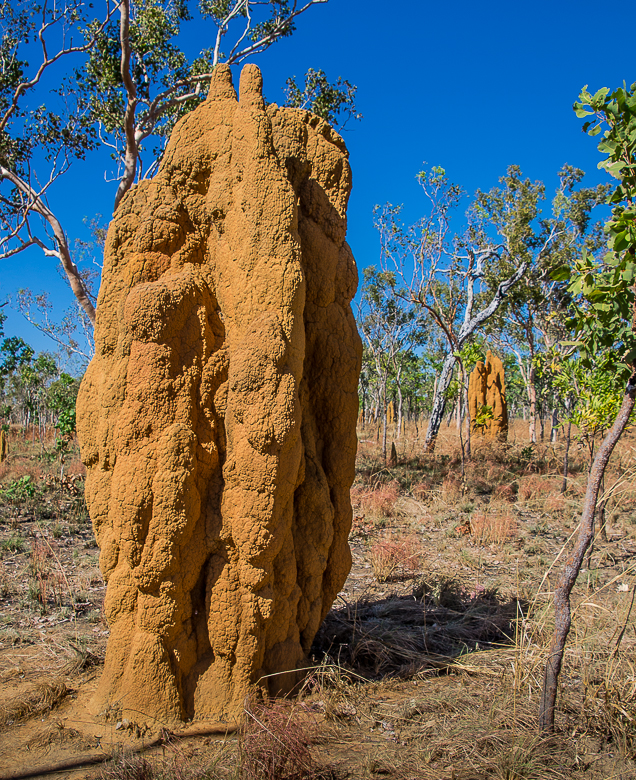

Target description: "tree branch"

left=457, top=261, right=528, bottom=345
left=0, top=165, right=96, bottom=325
left=113, top=0, right=138, bottom=212
left=220, top=0, right=328, bottom=66
left=0, top=0, right=120, bottom=135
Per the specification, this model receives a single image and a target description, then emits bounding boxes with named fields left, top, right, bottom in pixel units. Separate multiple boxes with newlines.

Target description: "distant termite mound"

left=77, top=64, right=362, bottom=727
left=468, top=351, right=508, bottom=440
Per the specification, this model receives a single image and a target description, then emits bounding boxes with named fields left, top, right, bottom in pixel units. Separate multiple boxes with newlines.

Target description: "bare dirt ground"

left=2, top=421, right=636, bottom=779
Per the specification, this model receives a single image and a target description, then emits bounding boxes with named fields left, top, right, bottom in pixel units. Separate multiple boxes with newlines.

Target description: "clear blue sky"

left=2, top=0, right=635, bottom=357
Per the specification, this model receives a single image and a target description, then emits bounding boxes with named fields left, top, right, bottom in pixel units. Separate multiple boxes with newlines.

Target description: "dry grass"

left=240, top=698, right=316, bottom=780
left=0, top=679, right=70, bottom=725
left=350, top=480, right=400, bottom=522
left=3, top=421, right=636, bottom=779
left=517, top=474, right=562, bottom=503
left=470, top=511, right=517, bottom=545
left=312, top=581, right=518, bottom=678
left=440, top=473, right=463, bottom=504
left=369, top=533, right=422, bottom=582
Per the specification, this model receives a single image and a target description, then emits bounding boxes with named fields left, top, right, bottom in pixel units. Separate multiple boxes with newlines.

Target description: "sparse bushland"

left=1, top=420, right=636, bottom=779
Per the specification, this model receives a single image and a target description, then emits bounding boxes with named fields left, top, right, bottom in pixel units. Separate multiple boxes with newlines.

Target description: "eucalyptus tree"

left=284, top=67, right=361, bottom=127
left=376, top=166, right=529, bottom=452
left=0, top=0, right=353, bottom=336
left=475, top=164, right=608, bottom=442
left=357, top=266, right=423, bottom=463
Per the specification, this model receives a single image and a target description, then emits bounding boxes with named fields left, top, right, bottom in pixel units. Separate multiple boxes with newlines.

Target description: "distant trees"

left=363, top=162, right=609, bottom=449
left=374, top=166, right=529, bottom=451
left=477, top=165, right=608, bottom=443
left=0, top=313, right=78, bottom=438
left=357, top=267, right=423, bottom=462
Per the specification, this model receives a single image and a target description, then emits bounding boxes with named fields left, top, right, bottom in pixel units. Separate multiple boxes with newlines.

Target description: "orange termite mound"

left=468, top=351, right=508, bottom=440
left=77, top=64, right=362, bottom=726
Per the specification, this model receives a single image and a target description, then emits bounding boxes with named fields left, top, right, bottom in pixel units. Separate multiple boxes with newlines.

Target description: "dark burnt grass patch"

left=311, top=578, right=520, bottom=678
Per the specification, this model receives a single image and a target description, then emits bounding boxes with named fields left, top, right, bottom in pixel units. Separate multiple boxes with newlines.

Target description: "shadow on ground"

left=311, top=578, right=523, bottom=678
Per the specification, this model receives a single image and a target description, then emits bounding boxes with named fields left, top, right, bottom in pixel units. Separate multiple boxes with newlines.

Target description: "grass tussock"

left=350, top=480, right=400, bottom=521
left=470, top=511, right=517, bottom=545
left=369, top=533, right=422, bottom=582
left=240, top=698, right=315, bottom=780
left=0, top=679, right=70, bottom=725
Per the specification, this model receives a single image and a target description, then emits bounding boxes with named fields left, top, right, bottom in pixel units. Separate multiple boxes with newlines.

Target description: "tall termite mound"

left=77, top=64, right=362, bottom=726
left=468, top=351, right=508, bottom=439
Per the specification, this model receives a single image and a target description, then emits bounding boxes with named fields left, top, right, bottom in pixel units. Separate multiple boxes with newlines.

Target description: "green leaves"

left=284, top=67, right=361, bottom=129
left=561, top=83, right=636, bottom=375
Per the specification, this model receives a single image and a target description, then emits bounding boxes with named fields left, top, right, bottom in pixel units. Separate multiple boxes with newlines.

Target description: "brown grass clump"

left=0, top=457, right=43, bottom=486
left=492, top=482, right=518, bottom=502
left=440, top=473, right=462, bottom=504
left=240, top=698, right=315, bottom=780
left=412, top=477, right=434, bottom=501
left=97, top=752, right=231, bottom=780
left=544, top=492, right=567, bottom=513
left=97, top=755, right=157, bottom=780
left=370, top=533, right=422, bottom=582
left=350, top=480, right=400, bottom=521
left=471, top=511, right=517, bottom=545
left=0, top=679, right=70, bottom=725
left=29, top=537, right=65, bottom=610
left=517, top=474, right=561, bottom=503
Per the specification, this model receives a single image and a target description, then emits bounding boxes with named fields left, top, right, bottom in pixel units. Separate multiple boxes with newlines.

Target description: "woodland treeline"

left=0, top=313, right=79, bottom=441
left=357, top=162, right=631, bottom=456
left=0, top=161, right=629, bottom=459
left=1, top=0, right=629, bottom=466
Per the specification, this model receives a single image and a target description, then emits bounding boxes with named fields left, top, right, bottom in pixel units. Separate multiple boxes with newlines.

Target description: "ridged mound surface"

left=468, top=351, right=508, bottom=439
left=77, top=64, right=361, bottom=725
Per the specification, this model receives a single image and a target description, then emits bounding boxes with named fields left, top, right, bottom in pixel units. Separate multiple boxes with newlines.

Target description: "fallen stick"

left=0, top=723, right=240, bottom=780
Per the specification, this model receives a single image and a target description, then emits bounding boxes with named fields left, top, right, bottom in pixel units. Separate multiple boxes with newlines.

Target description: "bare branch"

left=457, top=260, right=528, bottom=345
left=213, top=0, right=249, bottom=67
left=221, top=0, right=328, bottom=66
left=0, top=0, right=121, bottom=135
left=0, top=165, right=96, bottom=325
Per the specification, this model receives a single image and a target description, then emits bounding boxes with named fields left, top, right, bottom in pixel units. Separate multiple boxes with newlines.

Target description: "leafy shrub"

left=1, top=475, right=36, bottom=504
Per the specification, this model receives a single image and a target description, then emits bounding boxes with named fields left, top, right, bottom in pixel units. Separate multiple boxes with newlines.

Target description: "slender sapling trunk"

left=539, top=375, right=636, bottom=732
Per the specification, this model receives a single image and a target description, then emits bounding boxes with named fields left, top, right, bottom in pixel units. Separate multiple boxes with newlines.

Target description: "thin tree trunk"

left=550, top=408, right=559, bottom=443
left=382, top=378, right=388, bottom=464
left=597, top=472, right=608, bottom=542
left=528, top=367, right=537, bottom=443
left=459, top=360, right=469, bottom=471
left=561, top=419, right=572, bottom=494
left=539, top=376, right=636, bottom=732
left=424, top=353, right=457, bottom=452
